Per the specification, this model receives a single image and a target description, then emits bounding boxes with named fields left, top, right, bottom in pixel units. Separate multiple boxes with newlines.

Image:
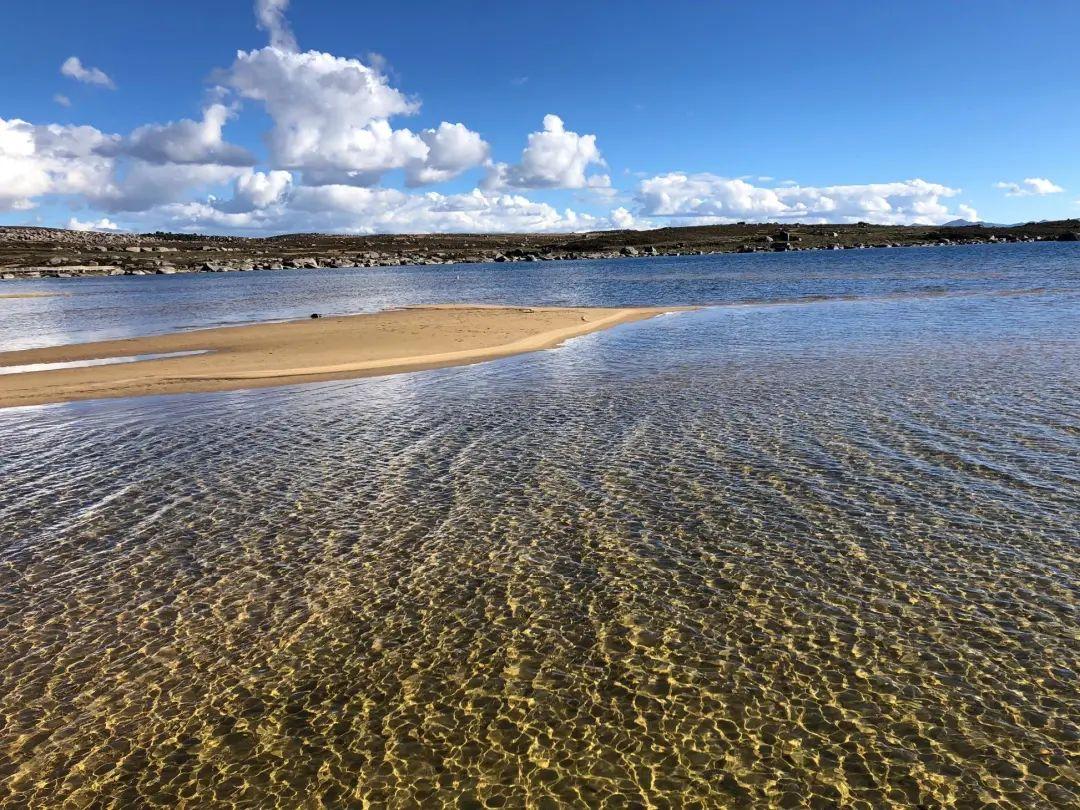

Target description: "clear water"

left=1, top=244, right=1077, bottom=808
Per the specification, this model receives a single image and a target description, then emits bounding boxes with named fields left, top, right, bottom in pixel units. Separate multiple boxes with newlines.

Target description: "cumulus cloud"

left=636, top=173, right=968, bottom=225
left=485, top=115, right=608, bottom=190
left=5, top=0, right=1015, bottom=238
left=60, top=56, right=115, bottom=89
left=610, top=207, right=643, bottom=229
left=219, top=47, right=488, bottom=187
left=405, top=122, right=490, bottom=186
left=956, top=204, right=980, bottom=223
left=121, top=104, right=255, bottom=166
left=255, top=0, right=297, bottom=51
left=96, top=162, right=247, bottom=212
left=131, top=186, right=606, bottom=235
left=995, top=177, right=1063, bottom=197
left=216, top=169, right=293, bottom=212
left=67, top=216, right=119, bottom=231
left=0, top=118, right=117, bottom=210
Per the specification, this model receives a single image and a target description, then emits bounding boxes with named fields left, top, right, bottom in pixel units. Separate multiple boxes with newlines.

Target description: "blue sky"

left=1, top=0, right=1077, bottom=234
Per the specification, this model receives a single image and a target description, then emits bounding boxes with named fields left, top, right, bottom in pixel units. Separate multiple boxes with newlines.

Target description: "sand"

left=0, top=305, right=683, bottom=407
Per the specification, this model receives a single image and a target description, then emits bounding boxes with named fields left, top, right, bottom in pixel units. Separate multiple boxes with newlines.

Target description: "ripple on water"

left=0, top=275, right=1078, bottom=808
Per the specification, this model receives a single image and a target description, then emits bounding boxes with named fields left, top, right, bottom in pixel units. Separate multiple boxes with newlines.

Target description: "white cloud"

left=60, top=56, right=115, bottom=89
left=405, top=122, right=490, bottom=187
left=255, top=0, right=297, bottom=52
left=220, top=46, right=418, bottom=175
left=485, top=115, right=607, bottom=190
left=0, top=118, right=117, bottom=211
left=636, top=173, right=968, bottom=225
left=219, top=46, right=488, bottom=187
left=610, top=207, right=644, bottom=229
left=53, top=94, right=71, bottom=108
left=97, top=162, right=246, bottom=212
left=67, top=216, right=119, bottom=231
left=956, top=204, right=980, bottom=223
left=4, top=1, right=1012, bottom=239
left=217, top=169, right=293, bottom=212
left=121, top=104, right=255, bottom=166
left=134, top=186, right=606, bottom=236
left=994, top=177, right=1063, bottom=197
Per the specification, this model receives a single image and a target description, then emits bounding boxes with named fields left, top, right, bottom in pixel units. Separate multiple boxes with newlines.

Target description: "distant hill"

left=941, top=219, right=1010, bottom=228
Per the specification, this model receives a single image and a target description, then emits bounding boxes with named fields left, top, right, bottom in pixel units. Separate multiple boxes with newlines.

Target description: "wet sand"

left=0, top=305, right=683, bottom=407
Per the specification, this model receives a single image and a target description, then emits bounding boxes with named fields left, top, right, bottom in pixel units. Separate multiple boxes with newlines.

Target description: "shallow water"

left=0, top=351, right=207, bottom=376
left=1, top=245, right=1078, bottom=808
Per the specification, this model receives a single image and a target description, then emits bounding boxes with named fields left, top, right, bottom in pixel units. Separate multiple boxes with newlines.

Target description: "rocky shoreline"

left=2, top=220, right=1078, bottom=280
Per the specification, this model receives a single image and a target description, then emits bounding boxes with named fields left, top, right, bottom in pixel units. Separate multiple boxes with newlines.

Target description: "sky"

left=1, top=0, right=1078, bottom=235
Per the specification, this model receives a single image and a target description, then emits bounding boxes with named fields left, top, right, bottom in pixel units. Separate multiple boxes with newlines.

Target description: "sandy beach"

left=0, top=305, right=681, bottom=407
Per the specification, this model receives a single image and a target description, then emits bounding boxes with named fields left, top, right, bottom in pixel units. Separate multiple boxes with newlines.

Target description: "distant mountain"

left=941, top=219, right=1010, bottom=228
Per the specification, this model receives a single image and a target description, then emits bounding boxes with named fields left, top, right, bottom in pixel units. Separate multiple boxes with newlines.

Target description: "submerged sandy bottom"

left=0, top=305, right=681, bottom=407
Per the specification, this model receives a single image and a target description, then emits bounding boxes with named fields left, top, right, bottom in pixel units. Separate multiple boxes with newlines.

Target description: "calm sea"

left=1, top=243, right=1077, bottom=807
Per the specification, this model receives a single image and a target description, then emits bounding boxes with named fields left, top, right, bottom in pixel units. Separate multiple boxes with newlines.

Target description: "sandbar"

left=0, top=305, right=684, bottom=407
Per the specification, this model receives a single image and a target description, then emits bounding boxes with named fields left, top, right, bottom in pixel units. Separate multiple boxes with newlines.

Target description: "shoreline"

left=0, top=305, right=690, bottom=408
left=1, top=221, right=1077, bottom=282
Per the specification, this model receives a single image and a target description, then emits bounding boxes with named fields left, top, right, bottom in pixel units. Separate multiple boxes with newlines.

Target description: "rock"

left=124, top=246, right=143, bottom=253
left=493, top=253, right=508, bottom=262
left=1057, top=231, right=1080, bottom=241
left=199, top=262, right=220, bottom=272
left=310, top=313, right=321, bottom=319
left=47, top=256, right=67, bottom=266
left=154, top=247, right=178, bottom=253
left=1, top=273, right=14, bottom=280
left=619, top=246, right=638, bottom=256
left=156, top=267, right=177, bottom=275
